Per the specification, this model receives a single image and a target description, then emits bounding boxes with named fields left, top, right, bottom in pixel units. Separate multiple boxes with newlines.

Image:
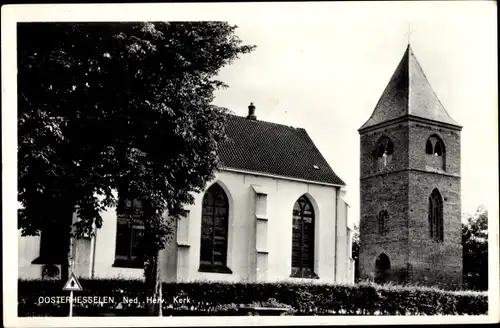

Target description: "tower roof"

left=359, top=45, right=461, bottom=131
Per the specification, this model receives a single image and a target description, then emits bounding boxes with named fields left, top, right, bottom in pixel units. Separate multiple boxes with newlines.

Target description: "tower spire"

left=358, top=41, right=461, bottom=132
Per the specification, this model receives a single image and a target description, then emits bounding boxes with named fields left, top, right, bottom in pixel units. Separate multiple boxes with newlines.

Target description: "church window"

left=378, top=210, right=388, bottom=234
left=428, top=189, right=444, bottom=242
left=291, top=195, right=317, bottom=278
left=425, top=135, right=445, bottom=170
left=114, top=196, right=145, bottom=268
left=199, top=183, right=230, bottom=272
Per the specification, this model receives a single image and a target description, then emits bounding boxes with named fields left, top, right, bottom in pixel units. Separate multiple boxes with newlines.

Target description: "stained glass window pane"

left=214, top=194, right=226, bottom=207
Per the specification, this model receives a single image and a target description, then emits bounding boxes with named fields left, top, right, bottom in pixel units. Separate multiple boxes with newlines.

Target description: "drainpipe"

left=334, top=188, right=339, bottom=282
left=91, top=226, right=97, bottom=279
left=68, top=214, right=76, bottom=277
left=159, top=278, right=163, bottom=317
left=69, top=237, right=75, bottom=275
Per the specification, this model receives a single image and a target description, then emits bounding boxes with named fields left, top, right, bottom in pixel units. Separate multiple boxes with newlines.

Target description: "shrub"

left=18, top=279, right=488, bottom=316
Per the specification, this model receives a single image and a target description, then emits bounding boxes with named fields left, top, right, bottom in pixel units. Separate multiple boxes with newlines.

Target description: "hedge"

left=18, top=279, right=488, bottom=316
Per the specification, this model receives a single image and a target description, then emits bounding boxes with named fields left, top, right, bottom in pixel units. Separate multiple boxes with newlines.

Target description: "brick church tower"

left=358, top=44, right=463, bottom=289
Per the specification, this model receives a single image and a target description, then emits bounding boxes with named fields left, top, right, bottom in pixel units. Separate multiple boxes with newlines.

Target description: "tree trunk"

left=145, top=251, right=161, bottom=316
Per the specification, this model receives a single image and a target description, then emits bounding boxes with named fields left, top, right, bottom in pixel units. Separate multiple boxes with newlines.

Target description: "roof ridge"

left=227, top=113, right=305, bottom=131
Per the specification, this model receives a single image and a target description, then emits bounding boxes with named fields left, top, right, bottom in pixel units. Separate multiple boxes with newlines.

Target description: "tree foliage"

left=18, top=22, right=255, bottom=314
left=462, top=205, right=488, bottom=291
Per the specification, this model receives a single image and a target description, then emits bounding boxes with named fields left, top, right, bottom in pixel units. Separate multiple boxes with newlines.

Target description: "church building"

left=19, top=104, right=355, bottom=285
left=358, top=45, right=463, bottom=289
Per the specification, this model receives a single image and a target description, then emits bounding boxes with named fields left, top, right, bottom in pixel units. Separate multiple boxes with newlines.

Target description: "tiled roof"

left=218, top=114, right=345, bottom=186
left=359, top=44, right=461, bottom=131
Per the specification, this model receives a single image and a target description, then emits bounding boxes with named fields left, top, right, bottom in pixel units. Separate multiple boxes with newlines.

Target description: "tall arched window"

left=428, top=189, right=444, bottom=242
left=199, top=183, right=230, bottom=272
left=291, top=195, right=317, bottom=278
left=378, top=210, right=388, bottom=234
left=425, top=135, right=446, bottom=170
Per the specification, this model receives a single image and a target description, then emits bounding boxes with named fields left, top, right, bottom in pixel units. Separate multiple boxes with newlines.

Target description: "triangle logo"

left=62, top=272, right=83, bottom=291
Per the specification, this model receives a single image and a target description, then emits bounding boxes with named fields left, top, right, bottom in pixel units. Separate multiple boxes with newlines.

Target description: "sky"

left=210, top=2, right=498, bottom=226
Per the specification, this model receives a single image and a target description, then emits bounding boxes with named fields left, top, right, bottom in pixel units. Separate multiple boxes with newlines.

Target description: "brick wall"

left=407, top=121, right=461, bottom=175
left=360, top=122, right=409, bottom=179
left=359, top=118, right=462, bottom=290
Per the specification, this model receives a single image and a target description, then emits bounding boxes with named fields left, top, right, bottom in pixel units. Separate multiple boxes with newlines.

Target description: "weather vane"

left=407, top=23, right=412, bottom=45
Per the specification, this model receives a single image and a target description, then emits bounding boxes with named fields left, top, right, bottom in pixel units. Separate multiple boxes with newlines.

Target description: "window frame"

left=290, top=195, right=319, bottom=279
left=198, top=183, right=232, bottom=274
left=113, top=197, right=146, bottom=269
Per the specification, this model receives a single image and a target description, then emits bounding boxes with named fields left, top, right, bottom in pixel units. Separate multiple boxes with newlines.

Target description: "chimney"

left=247, top=102, right=257, bottom=120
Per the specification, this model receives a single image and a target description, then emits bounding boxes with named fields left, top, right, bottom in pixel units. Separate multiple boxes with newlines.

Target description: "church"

left=358, top=44, right=463, bottom=289
left=18, top=103, right=355, bottom=284
left=19, top=43, right=462, bottom=290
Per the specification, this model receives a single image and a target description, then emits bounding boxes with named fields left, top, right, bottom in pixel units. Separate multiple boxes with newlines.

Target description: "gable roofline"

left=219, top=166, right=346, bottom=188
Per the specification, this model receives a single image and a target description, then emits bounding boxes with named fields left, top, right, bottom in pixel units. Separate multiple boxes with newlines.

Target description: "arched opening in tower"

left=375, top=136, right=394, bottom=170
left=374, top=253, right=391, bottom=284
left=425, top=135, right=446, bottom=170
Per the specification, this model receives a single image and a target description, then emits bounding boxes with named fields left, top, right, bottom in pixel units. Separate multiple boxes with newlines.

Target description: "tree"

left=18, top=22, right=255, bottom=315
left=462, top=205, right=488, bottom=291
